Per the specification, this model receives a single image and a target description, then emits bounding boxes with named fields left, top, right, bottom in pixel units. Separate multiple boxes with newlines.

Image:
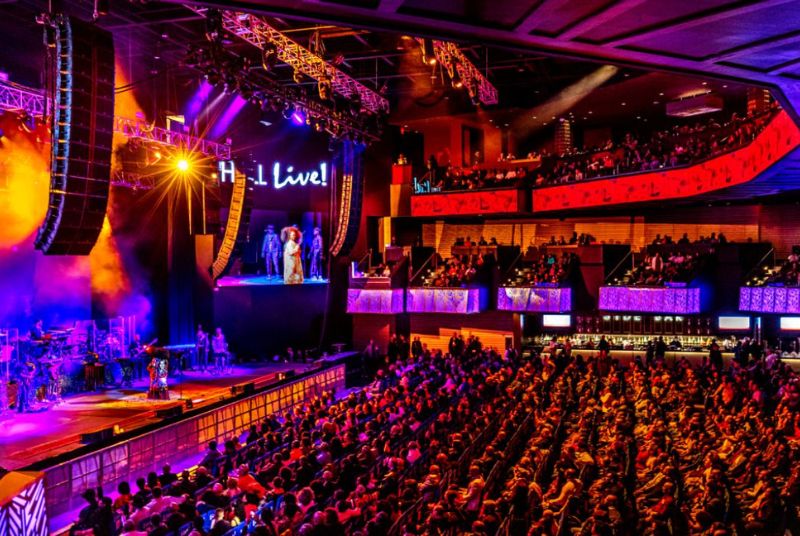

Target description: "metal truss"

left=190, top=7, right=389, bottom=114
left=432, top=40, right=498, bottom=106
left=0, top=80, right=231, bottom=160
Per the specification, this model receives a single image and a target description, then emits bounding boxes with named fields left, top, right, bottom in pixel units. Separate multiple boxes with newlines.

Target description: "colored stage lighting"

left=291, top=110, right=305, bottom=125
left=177, top=158, right=190, bottom=172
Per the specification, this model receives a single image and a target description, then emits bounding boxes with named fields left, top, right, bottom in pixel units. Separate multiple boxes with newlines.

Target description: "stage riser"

left=213, top=283, right=329, bottom=358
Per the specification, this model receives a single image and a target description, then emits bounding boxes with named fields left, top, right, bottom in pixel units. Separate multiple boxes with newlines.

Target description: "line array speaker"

left=35, top=15, right=115, bottom=255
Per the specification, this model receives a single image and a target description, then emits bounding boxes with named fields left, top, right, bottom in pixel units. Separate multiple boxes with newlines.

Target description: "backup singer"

left=261, top=224, right=281, bottom=278
left=211, top=327, right=229, bottom=374
left=15, top=360, right=35, bottom=413
left=282, top=227, right=304, bottom=285
left=309, top=226, right=324, bottom=280
left=196, top=325, right=210, bottom=372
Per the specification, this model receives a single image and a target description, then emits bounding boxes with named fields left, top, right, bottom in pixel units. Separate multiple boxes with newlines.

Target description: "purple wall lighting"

left=739, top=286, right=800, bottom=314
left=599, top=286, right=701, bottom=314
left=346, top=289, right=405, bottom=314
left=406, top=287, right=487, bottom=314
left=497, top=287, right=572, bottom=313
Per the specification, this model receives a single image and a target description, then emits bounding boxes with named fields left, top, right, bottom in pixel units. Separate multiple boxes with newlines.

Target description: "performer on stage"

left=128, top=334, right=145, bottom=380
left=29, top=319, right=44, bottom=341
left=147, top=350, right=169, bottom=400
left=261, top=224, right=282, bottom=278
left=282, top=226, right=304, bottom=285
left=211, top=328, right=229, bottom=374
left=15, top=359, right=35, bottom=413
left=309, top=227, right=324, bottom=280
left=196, top=325, right=210, bottom=373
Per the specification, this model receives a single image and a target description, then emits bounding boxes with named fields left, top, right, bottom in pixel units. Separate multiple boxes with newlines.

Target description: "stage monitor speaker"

left=242, top=382, right=255, bottom=395
left=155, top=406, right=183, bottom=419
left=35, top=15, right=115, bottom=255
left=81, top=427, right=114, bottom=444
left=283, top=369, right=296, bottom=379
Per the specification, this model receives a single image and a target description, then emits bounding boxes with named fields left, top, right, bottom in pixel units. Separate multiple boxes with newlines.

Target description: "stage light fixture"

left=177, top=158, right=190, bottom=172
left=291, top=109, right=305, bottom=125
left=259, top=110, right=273, bottom=126
left=261, top=43, right=278, bottom=71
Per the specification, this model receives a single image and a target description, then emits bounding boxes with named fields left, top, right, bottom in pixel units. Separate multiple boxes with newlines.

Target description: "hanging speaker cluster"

left=330, top=140, right=365, bottom=257
left=35, top=15, right=115, bottom=255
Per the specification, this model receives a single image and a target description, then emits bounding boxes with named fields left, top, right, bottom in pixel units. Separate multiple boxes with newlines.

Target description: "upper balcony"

left=406, top=109, right=800, bottom=218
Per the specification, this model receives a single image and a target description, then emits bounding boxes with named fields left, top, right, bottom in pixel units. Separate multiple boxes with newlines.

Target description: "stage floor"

left=216, top=274, right=329, bottom=287
left=0, top=362, right=309, bottom=471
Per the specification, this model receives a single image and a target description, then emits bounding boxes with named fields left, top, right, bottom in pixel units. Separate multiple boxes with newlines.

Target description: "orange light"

left=177, top=158, right=190, bottom=172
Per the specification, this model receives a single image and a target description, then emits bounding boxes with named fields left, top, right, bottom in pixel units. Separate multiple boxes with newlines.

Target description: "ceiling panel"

left=528, top=0, right=612, bottom=36
left=625, top=7, right=800, bottom=59
left=400, top=0, right=535, bottom=28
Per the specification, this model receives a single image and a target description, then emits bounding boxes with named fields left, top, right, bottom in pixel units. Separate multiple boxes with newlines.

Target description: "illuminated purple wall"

left=497, top=287, right=572, bottom=312
left=406, top=287, right=487, bottom=314
left=599, top=286, right=702, bottom=314
left=346, top=288, right=405, bottom=314
left=739, top=286, right=800, bottom=313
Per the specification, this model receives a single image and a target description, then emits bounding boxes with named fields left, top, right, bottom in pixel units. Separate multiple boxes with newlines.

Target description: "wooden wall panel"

left=410, top=312, right=517, bottom=353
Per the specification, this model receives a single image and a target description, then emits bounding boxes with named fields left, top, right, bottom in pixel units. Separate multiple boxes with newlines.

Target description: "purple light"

left=406, top=288, right=487, bottom=314
left=209, top=95, right=247, bottom=139
left=185, top=81, right=213, bottom=121
left=497, top=287, right=572, bottom=312
left=739, top=286, right=800, bottom=313
left=291, top=110, right=305, bottom=125
left=598, top=286, right=701, bottom=314
left=346, top=289, right=404, bottom=314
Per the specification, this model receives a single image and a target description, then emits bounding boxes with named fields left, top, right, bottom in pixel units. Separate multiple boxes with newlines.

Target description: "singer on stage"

left=261, top=224, right=281, bottom=279
left=309, top=227, right=324, bottom=280
left=282, top=227, right=304, bottom=285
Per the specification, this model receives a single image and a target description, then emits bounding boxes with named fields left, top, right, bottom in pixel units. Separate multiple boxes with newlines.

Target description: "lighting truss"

left=189, top=7, right=389, bottom=114
left=431, top=40, right=498, bottom=105
left=0, top=80, right=231, bottom=160
left=0, top=81, right=48, bottom=116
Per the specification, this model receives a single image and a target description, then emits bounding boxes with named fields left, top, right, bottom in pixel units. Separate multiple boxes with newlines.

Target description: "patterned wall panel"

left=497, top=287, right=572, bottom=312
left=411, top=187, right=520, bottom=217
left=346, top=288, right=405, bottom=314
left=598, top=286, right=702, bottom=313
left=406, top=287, right=487, bottom=314
left=0, top=472, right=49, bottom=536
left=739, top=286, right=800, bottom=313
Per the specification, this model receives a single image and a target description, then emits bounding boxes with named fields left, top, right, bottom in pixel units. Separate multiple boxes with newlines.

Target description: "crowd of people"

left=504, top=252, right=577, bottom=287
left=419, top=255, right=490, bottom=288
left=615, top=249, right=709, bottom=287
left=417, top=107, right=777, bottom=194
left=69, top=325, right=800, bottom=536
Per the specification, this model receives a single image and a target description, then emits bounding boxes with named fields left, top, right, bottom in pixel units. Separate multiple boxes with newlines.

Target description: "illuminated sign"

left=218, top=160, right=328, bottom=189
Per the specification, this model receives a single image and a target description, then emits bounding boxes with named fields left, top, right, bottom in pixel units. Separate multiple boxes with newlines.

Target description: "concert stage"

left=0, top=362, right=308, bottom=471
left=213, top=276, right=331, bottom=358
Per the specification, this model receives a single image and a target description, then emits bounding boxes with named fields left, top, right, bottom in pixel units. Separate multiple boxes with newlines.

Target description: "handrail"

left=410, top=252, right=436, bottom=284
left=742, top=246, right=775, bottom=284
left=605, top=249, right=634, bottom=284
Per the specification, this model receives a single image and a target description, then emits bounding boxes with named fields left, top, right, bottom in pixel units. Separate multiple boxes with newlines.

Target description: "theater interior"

left=2, top=1, right=800, bottom=535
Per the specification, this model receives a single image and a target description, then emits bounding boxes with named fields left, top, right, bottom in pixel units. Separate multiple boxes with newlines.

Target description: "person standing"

left=282, top=227, right=304, bottom=285
left=212, top=328, right=229, bottom=374
left=16, top=360, right=35, bottom=412
left=196, top=325, right=210, bottom=373
left=128, top=334, right=144, bottom=380
left=309, top=227, right=324, bottom=280
left=411, top=336, right=423, bottom=358
left=262, top=225, right=281, bottom=279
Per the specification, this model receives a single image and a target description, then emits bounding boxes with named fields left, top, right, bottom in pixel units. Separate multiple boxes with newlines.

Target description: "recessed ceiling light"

left=621, top=102, right=626, bottom=106
left=702, top=82, right=708, bottom=85
left=653, top=100, right=659, bottom=104
left=588, top=111, right=593, bottom=114
left=659, top=92, right=664, bottom=96
left=504, top=123, right=509, bottom=127
left=532, top=115, right=537, bottom=119
left=722, top=84, right=728, bottom=88
left=636, top=115, right=641, bottom=119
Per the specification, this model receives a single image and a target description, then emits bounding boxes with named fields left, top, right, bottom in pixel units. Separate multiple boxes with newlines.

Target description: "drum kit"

left=0, top=324, right=137, bottom=413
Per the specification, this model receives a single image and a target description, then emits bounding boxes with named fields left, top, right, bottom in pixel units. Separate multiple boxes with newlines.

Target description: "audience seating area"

left=503, top=252, right=577, bottom=287
left=69, top=332, right=800, bottom=536
left=416, top=107, right=778, bottom=195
